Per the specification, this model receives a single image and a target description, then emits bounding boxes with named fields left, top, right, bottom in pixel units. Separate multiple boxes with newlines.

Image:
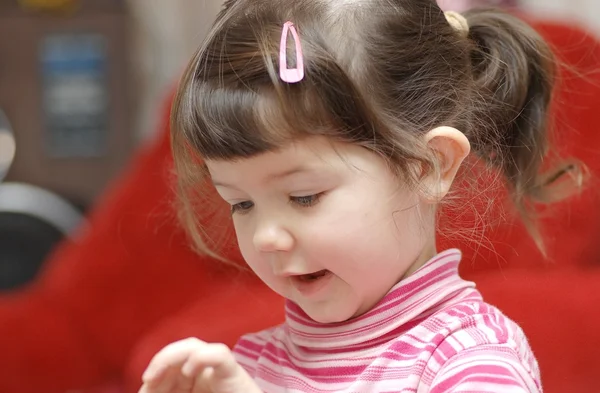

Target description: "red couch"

left=0, top=18, right=598, bottom=393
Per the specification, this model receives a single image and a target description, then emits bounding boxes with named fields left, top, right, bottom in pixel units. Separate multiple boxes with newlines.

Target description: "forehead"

left=205, top=137, right=337, bottom=181
left=205, top=136, right=387, bottom=186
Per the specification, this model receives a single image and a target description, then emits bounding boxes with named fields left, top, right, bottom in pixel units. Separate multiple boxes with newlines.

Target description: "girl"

left=140, top=0, right=583, bottom=391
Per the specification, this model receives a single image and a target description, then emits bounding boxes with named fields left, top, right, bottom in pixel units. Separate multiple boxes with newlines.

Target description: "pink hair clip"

left=279, top=21, right=304, bottom=83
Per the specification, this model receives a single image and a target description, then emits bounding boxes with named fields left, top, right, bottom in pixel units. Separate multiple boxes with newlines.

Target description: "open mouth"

left=296, top=269, right=330, bottom=282
left=290, top=269, right=333, bottom=296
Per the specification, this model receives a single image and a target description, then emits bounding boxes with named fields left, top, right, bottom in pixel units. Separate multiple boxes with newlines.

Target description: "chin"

left=302, top=304, right=357, bottom=324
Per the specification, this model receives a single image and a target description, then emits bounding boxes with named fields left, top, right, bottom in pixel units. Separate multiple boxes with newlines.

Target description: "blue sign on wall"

left=40, top=33, right=109, bottom=158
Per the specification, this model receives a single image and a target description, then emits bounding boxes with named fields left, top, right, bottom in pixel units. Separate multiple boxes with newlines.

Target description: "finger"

left=142, top=364, right=169, bottom=387
left=142, top=365, right=183, bottom=393
left=172, top=369, right=196, bottom=393
left=181, top=343, right=238, bottom=380
left=143, top=338, right=205, bottom=382
left=190, top=367, right=213, bottom=393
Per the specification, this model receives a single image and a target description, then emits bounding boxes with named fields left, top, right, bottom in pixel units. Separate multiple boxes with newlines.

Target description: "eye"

left=231, top=200, right=254, bottom=215
left=290, top=193, right=322, bottom=208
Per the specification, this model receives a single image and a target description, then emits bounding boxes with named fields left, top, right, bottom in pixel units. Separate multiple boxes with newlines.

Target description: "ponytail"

left=464, top=8, right=585, bottom=251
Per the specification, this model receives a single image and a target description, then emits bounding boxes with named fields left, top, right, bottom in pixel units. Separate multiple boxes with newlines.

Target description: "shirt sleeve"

left=429, top=345, right=541, bottom=393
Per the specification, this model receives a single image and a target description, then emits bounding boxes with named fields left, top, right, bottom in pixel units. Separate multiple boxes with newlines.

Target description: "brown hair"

left=171, top=0, right=584, bottom=256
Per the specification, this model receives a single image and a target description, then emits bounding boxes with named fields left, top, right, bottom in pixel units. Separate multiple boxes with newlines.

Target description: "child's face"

left=206, top=137, right=437, bottom=323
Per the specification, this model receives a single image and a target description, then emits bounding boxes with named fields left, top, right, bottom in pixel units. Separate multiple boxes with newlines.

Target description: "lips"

left=290, top=269, right=333, bottom=297
left=297, top=269, right=329, bottom=281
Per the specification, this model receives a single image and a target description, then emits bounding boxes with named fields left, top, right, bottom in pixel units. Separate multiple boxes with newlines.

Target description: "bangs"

left=175, top=81, right=346, bottom=161
left=170, top=15, right=378, bottom=162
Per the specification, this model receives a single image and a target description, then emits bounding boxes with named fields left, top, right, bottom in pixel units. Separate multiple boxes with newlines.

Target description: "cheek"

left=311, top=190, right=407, bottom=241
left=302, top=194, right=425, bottom=269
left=302, top=205, right=398, bottom=263
left=236, top=231, right=274, bottom=284
left=232, top=220, right=257, bottom=265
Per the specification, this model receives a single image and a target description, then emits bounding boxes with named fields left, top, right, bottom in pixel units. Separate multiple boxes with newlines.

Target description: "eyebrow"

left=211, top=166, right=316, bottom=188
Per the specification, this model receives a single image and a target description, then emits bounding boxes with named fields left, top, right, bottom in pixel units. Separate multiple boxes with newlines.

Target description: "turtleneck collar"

left=284, top=249, right=478, bottom=351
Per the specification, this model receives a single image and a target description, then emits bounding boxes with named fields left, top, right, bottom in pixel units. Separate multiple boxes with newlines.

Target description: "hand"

left=139, top=338, right=262, bottom=393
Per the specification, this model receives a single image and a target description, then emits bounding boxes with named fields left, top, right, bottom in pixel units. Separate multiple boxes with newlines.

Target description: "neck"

left=348, top=239, right=438, bottom=320
left=402, top=239, right=438, bottom=280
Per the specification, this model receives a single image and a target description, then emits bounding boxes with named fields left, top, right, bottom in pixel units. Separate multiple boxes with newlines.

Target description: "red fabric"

left=0, top=18, right=598, bottom=393
left=472, top=267, right=600, bottom=393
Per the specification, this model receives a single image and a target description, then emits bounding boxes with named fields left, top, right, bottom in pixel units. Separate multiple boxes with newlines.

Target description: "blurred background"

left=0, top=0, right=224, bottom=290
left=0, top=1, right=599, bottom=393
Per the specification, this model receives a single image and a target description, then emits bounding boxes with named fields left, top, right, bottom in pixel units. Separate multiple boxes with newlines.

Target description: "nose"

left=253, top=220, right=294, bottom=253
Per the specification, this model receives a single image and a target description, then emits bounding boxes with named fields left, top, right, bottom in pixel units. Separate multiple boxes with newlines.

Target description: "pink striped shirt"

left=234, top=249, right=542, bottom=392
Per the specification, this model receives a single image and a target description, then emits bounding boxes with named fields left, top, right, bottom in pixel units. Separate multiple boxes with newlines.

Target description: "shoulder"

left=421, top=300, right=541, bottom=392
left=432, top=300, right=535, bottom=355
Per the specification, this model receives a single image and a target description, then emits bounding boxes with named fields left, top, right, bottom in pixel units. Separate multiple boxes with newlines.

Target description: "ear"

left=420, top=126, right=470, bottom=202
